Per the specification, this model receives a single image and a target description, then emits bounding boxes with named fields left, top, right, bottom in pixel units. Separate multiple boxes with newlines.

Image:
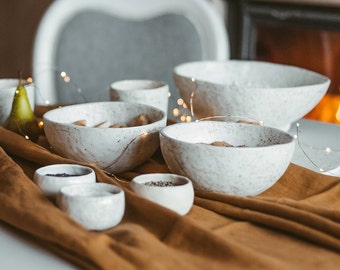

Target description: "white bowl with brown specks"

left=34, top=164, right=96, bottom=200
left=131, top=173, right=194, bottom=215
left=57, top=182, right=125, bottom=230
left=173, top=60, right=330, bottom=131
left=160, top=121, right=295, bottom=196
left=43, top=101, right=167, bottom=173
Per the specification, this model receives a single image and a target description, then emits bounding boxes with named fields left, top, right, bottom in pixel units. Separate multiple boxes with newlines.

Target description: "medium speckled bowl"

left=57, top=183, right=125, bottom=230
left=131, top=173, right=194, bottom=215
left=173, top=60, right=330, bottom=131
left=43, top=101, right=167, bottom=173
left=160, top=121, right=295, bottom=196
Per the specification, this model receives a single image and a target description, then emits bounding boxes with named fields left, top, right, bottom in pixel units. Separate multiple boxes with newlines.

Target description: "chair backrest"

left=33, top=0, right=229, bottom=120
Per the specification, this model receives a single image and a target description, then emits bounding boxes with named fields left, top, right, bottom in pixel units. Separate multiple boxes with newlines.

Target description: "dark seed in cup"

left=45, top=173, right=81, bottom=177
left=144, top=181, right=180, bottom=187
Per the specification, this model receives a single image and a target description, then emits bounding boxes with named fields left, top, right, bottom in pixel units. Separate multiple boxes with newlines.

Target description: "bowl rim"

left=34, top=164, right=95, bottom=179
left=160, top=121, right=295, bottom=149
left=110, top=79, right=168, bottom=91
left=42, top=101, right=167, bottom=129
left=59, top=182, right=124, bottom=199
left=131, top=173, right=192, bottom=189
left=173, top=60, right=330, bottom=89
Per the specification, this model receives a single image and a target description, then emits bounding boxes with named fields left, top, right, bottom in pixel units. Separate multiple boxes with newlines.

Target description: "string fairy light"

left=33, top=67, right=87, bottom=106
left=189, top=77, right=198, bottom=119
left=295, top=122, right=340, bottom=175
left=172, top=76, right=265, bottom=125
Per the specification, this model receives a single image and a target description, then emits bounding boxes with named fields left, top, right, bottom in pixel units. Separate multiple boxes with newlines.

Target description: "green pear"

left=4, top=73, right=41, bottom=142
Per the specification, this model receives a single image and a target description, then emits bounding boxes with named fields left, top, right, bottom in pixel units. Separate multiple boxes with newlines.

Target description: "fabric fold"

left=1, top=126, right=340, bottom=269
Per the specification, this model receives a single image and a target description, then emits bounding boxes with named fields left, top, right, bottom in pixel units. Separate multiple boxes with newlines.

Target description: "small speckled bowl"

left=131, top=173, right=194, bottom=215
left=160, top=121, right=295, bottom=196
left=57, top=183, right=125, bottom=230
left=34, top=164, right=96, bottom=199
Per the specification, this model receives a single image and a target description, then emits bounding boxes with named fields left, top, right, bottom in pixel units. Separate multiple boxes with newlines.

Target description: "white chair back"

left=33, top=0, right=229, bottom=120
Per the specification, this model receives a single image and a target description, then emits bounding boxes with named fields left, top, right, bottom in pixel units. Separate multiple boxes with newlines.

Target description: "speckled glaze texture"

left=57, top=183, right=125, bottom=230
left=160, top=121, right=295, bottom=196
left=34, top=164, right=96, bottom=199
left=131, top=173, right=194, bottom=215
left=173, top=60, right=330, bottom=131
left=43, top=102, right=167, bottom=173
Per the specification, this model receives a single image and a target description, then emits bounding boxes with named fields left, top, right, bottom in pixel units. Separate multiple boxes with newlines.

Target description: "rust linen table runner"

left=0, top=126, right=339, bottom=269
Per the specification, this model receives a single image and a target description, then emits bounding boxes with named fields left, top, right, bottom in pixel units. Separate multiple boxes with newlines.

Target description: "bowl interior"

left=132, top=173, right=190, bottom=187
left=43, top=101, right=165, bottom=127
left=161, top=121, right=293, bottom=147
left=35, top=164, right=94, bottom=178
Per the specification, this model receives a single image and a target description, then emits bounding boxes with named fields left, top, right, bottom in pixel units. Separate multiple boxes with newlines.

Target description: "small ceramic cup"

left=33, top=164, right=96, bottom=200
left=56, top=183, right=125, bottom=230
left=110, top=80, right=169, bottom=115
left=131, top=173, right=194, bottom=215
left=0, top=79, right=35, bottom=126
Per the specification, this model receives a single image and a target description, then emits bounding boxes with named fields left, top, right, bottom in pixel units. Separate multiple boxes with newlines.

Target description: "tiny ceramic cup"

left=0, top=78, right=35, bottom=126
left=131, top=173, right=194, bottom=215
left=56, top=183, right=125, bottom=230
left=33, top=164, right=96, bottom=200
left=110, top=80, right=169, bottom=115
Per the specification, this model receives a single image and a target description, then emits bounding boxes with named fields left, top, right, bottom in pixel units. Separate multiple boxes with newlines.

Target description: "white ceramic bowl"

left=110, top=80, right=169, bottom=115
left=57, top=183, right=125, bottom=230
left=34, top=164, right=96, bottom=199
left=0, top=79, right=35, bottom=126
left=160, top=121, right=295, bottom=196
left=43, top=101, right=167, bottom=173
left=131, top=173, right=194, bottom=215
left=173, top=60, right=330, bottom=131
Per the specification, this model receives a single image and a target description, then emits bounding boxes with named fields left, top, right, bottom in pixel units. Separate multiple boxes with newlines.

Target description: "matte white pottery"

left=57, top=183, right=125, bottom=230
left=110, top=80, right=169, bottom=115
left=131, top=173, right=194, bottom=215
left=0, top=79, right=35, bottom=126
left=160, top=121, right=295, bottom=196
left=43, top=101, right=167, bottom=173
left=173, top=60, right=330, bottom=131
left=34, top=164, right=96, bottom=199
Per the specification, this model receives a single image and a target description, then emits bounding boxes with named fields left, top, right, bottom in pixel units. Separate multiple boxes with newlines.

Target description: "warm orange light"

left=38, top=121, right=44, bottom=129
left=305, top=94, right=340, bottom=124
left=336, top=104, right=340, bottom=122
left=177, top=98, right=184, bottom=106
left=172, top=108, right=179, bottom=117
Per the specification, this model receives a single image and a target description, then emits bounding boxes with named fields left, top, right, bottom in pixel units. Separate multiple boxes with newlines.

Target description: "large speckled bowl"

left=160, top=121, right=295, bottom=196
left=43, top=102, right=167, bottom=173
left=173, top=60, right=330, bottom=131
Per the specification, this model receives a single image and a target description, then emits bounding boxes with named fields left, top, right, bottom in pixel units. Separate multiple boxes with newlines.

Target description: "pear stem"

left=18, top=71, right=23, bottom=87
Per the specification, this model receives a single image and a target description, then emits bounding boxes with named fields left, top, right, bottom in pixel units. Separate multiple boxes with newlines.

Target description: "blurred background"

left=1, top=0, right=340, bottom=123
left=0, top=0, right=52, bottom=79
